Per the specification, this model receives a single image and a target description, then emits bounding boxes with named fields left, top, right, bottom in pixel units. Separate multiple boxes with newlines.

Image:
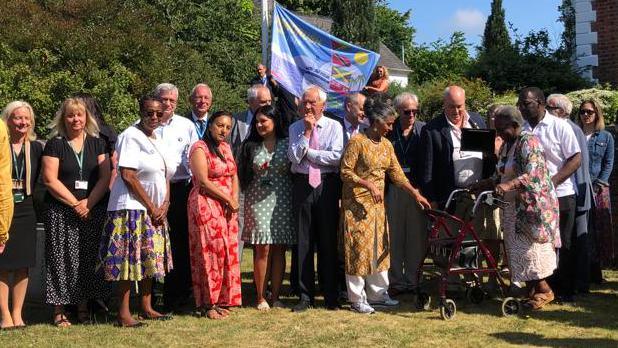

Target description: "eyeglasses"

left=546, top=106, right=561, bottom=111
left=579, top=109, right=595, bottom=116
left=143, top=111, right=164, bottom=118
left=402, top=109, right=419, bottom=115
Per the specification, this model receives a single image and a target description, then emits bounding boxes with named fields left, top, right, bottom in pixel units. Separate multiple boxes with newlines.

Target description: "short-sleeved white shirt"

left=523, top=111, right=580, bottom=197
left=154, top=114, right=198, bottom=182
left=448, top=115, right=483, bottom=187
left=108, top=126, right=174, bottom=211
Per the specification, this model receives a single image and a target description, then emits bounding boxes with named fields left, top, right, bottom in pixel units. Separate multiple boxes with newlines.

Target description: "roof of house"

left=297, top=14, right=412, bottom=73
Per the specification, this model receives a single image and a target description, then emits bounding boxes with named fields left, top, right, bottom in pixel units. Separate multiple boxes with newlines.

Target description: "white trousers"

left=346, top=271, right=389, bottom=304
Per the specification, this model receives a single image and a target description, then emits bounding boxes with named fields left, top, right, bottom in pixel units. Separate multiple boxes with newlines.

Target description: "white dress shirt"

left=523, top=111, right=580, bottom=197
left=447, top=114, right=483, bottom=187
left=288, top=115, right=344, bottom=174
left=154, top=114, right=198, bottom=182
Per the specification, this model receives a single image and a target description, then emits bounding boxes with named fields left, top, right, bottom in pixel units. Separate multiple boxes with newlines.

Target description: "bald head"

left=443, top=85, right=467, bottom=127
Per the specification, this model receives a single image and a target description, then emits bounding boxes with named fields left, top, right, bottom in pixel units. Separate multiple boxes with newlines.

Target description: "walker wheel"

left=501, top=297, right=521, bottom=317
left=466, top=286, right=485, bottom=304
left=415, top=292, right=431, bottom=311
left=439, top=299, right=456, bottom=320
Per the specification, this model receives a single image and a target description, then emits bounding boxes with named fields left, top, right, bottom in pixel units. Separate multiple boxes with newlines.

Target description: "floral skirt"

left=592, top=185, right=614, bottom=266
left=99, top=210, right=173, bottom=282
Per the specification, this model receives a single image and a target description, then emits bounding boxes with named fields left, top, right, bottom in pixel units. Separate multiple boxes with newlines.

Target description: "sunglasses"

left=143, top=111, right=164, bottom=118
left=402, top=109, right=419, bottom=115
left=579, top=109, right=595, bottom=116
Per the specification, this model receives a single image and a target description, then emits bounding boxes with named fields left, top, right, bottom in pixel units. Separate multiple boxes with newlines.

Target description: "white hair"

left=393, top=92, right=419, bottom=110
left=247, top=84, right=270, bottom=101
left=303, top=85, right=327, bottom=103
left=154, top=83, right=178, bottom=97
left=547, top=93, right=573, bottom=115
left=1, top=101, right=37, bottom=141
left=190, top=83, right=212, bottom=99
left=443, top=86, right=466, bottom=98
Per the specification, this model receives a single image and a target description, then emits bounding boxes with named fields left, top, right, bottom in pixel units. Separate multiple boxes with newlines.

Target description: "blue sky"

left=388, top=0, right=564, bottom=50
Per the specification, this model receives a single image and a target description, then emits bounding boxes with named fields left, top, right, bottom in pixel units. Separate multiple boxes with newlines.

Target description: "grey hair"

left=303, top=85, right=327, bottom=103
left=247, top=84, right=270, bottom=101
left=190, top=83, right=212, bottom=99
left=344, top=92, right=363, bottom=106
left=443, top=86, right=466, bottom=98
left=154, top=83, right=178, bottom=97
left=494, top=105, right=524, bottom=128
left=393, top=92, right=419, bottom=110
left=364, top=98, right=396, bottom=125
left=547, top=93, right=573, bottom=115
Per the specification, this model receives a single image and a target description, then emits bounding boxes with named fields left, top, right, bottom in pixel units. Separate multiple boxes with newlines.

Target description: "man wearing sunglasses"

left=546, top=93, right=592, bottom=301
left=386, top=92, right=426, bottom=296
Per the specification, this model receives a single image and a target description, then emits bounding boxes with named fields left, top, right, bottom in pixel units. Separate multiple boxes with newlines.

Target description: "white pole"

left=261, top=0, right=270, bottom=66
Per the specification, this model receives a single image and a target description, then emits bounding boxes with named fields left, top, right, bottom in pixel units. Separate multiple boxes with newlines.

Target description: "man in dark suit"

left=325, top=93, right=367, bottom=146
left=230, top=84, right=272, bottom=156
left=420, top=85, right=487, bottom=209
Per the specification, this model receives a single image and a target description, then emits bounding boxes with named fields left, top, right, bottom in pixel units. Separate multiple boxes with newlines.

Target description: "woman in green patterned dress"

left=238, top=105, right=294, bottom=310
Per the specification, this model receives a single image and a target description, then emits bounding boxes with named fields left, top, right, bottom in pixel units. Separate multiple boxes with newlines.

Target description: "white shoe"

left=369, top=294, right=399, bottom=307
left=350, top=302, right=375, bottom=314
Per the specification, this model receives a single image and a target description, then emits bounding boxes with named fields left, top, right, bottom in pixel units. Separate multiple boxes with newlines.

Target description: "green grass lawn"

left=1, top=250, right=617, bottom=347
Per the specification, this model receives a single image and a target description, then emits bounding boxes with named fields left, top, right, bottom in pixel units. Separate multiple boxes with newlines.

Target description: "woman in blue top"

left=578, top=98, right=615, bottom=282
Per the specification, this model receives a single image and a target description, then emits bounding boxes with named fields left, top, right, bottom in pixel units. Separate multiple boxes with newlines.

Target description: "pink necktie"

left=308, top=126, right=321, bottom=188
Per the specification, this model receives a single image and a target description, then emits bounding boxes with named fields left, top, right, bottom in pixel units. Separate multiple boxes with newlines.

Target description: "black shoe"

left=292, top=300, right=312, bottom=313
left=326, top=303, right=342, bottom=311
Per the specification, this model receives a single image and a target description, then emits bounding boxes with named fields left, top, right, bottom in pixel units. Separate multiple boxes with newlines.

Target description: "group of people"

left=0, top=62, right=614, bottom=328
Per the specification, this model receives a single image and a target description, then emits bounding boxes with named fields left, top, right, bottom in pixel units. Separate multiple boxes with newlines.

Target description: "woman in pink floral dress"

left=493, top=106, right=560, bottom=310
left=188, top=111, right=241, bottom=319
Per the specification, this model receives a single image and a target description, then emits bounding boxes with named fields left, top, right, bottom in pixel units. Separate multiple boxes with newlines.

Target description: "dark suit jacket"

left=388, top=119, right=426, bottom=186
left=325, top=112, right=368, bottom=146
left=230, top=109, right=252, bottom=160
left=420, top=112, right=487, bottom=207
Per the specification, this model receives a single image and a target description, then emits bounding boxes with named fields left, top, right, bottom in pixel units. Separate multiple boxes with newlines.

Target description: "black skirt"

left=0, top=196, right=37, bottom=269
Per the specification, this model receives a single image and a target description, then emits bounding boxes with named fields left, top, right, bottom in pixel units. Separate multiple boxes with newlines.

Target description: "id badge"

left=12, top=179, right=23, bottom=190
left=402, top=167, right=411, bottom=173
left=75, top=180, right=89, bottom=190
left=13, top=191, right=24, bottom=203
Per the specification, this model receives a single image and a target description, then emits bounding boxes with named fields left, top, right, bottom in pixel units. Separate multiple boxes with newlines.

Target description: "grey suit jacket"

left=231, top=109, right=253, bottom=159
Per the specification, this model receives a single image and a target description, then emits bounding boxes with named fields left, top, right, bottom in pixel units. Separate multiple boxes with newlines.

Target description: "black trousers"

left=293, top=173, right=341, bottom=306
left=550, top=195, right=576, bottom=296
left=164, top=180, right=193, bottom=305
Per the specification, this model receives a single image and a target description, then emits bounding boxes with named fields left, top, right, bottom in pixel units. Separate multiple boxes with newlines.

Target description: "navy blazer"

left=420, top=112, right=486, bottom=207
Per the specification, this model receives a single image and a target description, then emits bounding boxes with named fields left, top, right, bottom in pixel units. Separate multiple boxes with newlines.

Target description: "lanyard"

left=396, top=127, right=413, bottom=165
left=194, top=119, right=206, bottom=139
left=11, top=143, right=24, bottom=181
left=68, top=134, right=86, bottom=180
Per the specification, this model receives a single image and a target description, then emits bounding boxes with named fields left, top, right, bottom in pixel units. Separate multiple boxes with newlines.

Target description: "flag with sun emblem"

left=270, top=3, right=380, bottom=116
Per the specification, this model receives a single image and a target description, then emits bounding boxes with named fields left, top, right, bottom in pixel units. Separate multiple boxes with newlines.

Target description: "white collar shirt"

left=523, top=111, right=580, bottom=197
left=287, top=115, right=344, bottom=174
left=154, top=113, right=199, bottom=182
left=447, top=114, right=483, bottom=187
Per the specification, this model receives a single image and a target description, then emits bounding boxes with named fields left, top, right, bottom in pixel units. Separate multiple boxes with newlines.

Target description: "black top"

left=388, top=120, right=426, bottom=186
left=98, top=124, right=118, bottom=157
left=11, top=140, right=43, bottom=197
left=43, top=135, right=107, bottom=201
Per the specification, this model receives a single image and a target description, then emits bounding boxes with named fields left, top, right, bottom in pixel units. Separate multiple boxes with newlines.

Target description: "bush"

left=566, top=88, right=618, bottom=125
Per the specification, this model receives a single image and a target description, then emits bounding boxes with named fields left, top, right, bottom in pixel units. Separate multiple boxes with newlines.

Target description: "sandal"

left=138, top=312, right=173, bottom=321
left=256, top=300, right=270, bottom=311
left=527, top=291, right=554, bottom=310
left=213, top=305, right=230, bottom=317
left=205, top=308, right=224, bottom=320
left=53, top=312, right=71, bottom=328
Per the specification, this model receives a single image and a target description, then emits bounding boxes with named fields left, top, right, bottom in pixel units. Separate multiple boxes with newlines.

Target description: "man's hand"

left=303, top=113, right=316, bottom=137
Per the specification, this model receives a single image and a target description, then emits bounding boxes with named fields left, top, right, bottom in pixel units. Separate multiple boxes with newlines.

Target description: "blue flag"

left=270, top=3, right=380, bottom=116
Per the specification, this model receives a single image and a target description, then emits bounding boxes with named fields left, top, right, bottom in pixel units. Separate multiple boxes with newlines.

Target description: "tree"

left=481, top=0, right=511, bottom=52
left=331, top=0, right=379, bottom=51
left=277, top=0, right=331, bottom=15
left=557, top=0, right=576, bottom=60
left=375, top=3, right=415, bottom=54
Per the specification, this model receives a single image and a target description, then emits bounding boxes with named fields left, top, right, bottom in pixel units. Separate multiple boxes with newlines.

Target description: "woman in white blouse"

left=99, top=96, right=173, bottom=327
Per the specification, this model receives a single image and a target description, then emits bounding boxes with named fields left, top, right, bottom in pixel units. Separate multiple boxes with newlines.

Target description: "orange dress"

left=187, top=140, right=241, bottom=307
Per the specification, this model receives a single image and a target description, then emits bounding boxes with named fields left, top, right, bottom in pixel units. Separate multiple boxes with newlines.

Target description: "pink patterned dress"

left=498, top=132, right=559, bottom=283
left=187, top=140, right=241, bottom=307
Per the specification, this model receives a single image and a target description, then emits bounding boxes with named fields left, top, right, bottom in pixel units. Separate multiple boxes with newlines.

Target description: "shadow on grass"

left=491, top=332, right=618, bottom=348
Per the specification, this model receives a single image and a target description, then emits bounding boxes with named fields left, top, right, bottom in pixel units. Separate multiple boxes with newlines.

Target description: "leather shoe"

left=292, top=300, right=312, bottom=312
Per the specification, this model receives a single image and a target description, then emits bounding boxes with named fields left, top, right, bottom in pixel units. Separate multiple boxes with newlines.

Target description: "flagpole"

left=261, top=0, right=270, bottom=66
